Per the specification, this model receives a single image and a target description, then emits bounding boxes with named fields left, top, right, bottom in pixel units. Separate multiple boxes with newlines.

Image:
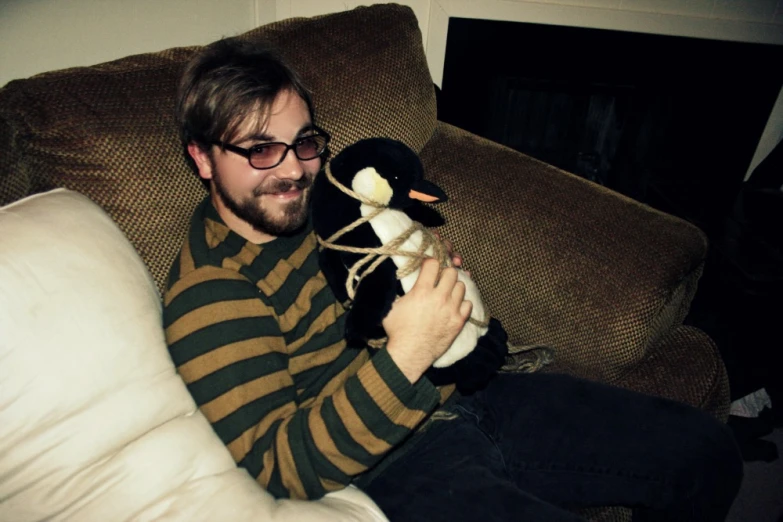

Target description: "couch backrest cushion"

left=0, top=4, right=436, bottom=294
left=0, top=189, right=387, bottom=522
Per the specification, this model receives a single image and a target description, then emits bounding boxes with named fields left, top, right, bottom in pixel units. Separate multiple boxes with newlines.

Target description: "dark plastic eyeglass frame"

left=211, top=126, right=330, bottom=170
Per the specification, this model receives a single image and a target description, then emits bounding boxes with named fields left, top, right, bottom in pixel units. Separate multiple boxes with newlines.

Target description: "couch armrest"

left=420, top=122, right=708, bottom=382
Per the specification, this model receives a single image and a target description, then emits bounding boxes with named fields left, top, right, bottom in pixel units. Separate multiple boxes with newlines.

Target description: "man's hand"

left=383, top=258, right=473, bottom=384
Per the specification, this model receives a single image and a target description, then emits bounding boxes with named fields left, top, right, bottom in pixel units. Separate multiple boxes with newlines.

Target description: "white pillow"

left=0, top=189, right=387, bottom=522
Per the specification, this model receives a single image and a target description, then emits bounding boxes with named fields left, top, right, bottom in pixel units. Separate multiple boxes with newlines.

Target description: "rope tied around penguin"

left=316, top=161, right=553, bottom=371
left=317, top=163, right=462, bottom=301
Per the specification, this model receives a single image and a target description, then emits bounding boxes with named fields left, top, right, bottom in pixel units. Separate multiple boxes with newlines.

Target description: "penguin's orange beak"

left=409, top=190, right=441, bottom=203
left=408, top=179, right=447, bottom=204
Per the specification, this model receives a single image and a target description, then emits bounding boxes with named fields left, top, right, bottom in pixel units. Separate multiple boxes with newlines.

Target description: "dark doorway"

left=438, top=17, right=783, bottom=237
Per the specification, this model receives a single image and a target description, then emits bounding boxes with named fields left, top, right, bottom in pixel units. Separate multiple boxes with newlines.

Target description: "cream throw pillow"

left=0, top=189, right=387, bottom=522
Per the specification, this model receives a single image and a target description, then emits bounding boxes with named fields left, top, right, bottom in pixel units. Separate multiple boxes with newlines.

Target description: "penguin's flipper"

left=404, top=202, right=446, bottom=228
left=344, top=258, right=399, bottom=343
left=318, top=247, right=351, bottom=306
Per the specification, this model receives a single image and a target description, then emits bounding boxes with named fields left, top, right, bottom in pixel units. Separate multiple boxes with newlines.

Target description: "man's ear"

left=187, top=143, right=214, bottom=181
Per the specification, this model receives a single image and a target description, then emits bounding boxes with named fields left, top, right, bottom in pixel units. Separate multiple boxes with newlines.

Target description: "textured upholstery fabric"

left=420, top=122, right=708, bottom=383
left=0, top=4, right=435, bottom=295
left=614, top=325, right=731, bottom=420
left=237, top=6, right=437, bottom=159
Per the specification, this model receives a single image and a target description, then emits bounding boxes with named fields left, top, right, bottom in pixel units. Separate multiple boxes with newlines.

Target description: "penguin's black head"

left=328, top=137, right=447, bottom=209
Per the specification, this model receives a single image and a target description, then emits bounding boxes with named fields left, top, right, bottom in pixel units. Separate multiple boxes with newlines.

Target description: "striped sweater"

left=164, top=197, right=454, bottom=499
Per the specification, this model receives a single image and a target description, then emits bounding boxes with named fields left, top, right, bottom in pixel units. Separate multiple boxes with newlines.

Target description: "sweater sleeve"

left=163, top=266, right=441, bottom=500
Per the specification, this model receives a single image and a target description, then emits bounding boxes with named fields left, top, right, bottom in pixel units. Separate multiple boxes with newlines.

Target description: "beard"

left=211, top=161, right=315, bottom=237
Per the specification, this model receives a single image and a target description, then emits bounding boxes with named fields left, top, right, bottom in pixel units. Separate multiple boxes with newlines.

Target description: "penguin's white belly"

left=361, top=205, right=489, bottom=367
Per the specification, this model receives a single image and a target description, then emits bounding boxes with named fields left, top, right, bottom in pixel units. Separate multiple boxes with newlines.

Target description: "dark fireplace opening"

left=438, top=17, right=783, bottom=238
left=438, top=17, right=783, bottom=408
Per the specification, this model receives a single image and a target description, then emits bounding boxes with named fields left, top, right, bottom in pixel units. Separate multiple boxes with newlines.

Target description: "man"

left=164, top=38, right=743, bottom=521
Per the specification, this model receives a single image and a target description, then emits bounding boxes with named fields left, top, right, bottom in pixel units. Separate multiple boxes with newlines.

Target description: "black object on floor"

left=729, top=408, right=780, bottom=463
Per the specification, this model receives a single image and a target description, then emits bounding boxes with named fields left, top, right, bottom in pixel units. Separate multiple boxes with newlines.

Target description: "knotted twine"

left=317, top=162, right=453, bottom=306
left=315, top=162, right=553, bottom=373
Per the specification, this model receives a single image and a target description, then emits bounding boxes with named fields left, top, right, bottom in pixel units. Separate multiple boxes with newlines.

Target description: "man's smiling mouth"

left=254, top=177, right=311, bottom=198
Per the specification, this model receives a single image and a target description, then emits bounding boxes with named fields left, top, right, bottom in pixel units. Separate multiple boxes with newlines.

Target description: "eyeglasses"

left=212, top=127, right=330, bottom=170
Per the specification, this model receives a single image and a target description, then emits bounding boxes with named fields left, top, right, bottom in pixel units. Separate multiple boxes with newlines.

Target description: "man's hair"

left=176, top=38, right=315, bottom=152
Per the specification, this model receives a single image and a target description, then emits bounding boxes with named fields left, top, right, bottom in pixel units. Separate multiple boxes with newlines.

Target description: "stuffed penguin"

left=311, top=137, right=489, bottom=368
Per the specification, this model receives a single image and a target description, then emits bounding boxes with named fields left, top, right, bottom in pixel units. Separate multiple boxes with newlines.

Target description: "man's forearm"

left=203, top=347, right=441, bottom=499
left=386, top=338, right=436, bottom=384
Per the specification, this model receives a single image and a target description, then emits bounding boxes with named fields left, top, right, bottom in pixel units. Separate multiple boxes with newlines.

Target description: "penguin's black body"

left=311, top=138, right=512, bottom=393
left=310, top=138, right=446, bottom=344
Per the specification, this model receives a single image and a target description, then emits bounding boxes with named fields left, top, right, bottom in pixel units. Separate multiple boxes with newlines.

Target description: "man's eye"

left=250, top=144, right=277, bottom=157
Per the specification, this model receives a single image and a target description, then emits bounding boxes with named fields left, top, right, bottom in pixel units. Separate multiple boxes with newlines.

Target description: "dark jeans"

left=363, top=373, right=743, bottom=521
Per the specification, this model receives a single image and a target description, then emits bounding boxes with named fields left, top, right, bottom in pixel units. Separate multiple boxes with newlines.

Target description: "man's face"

left=190, top=89, right=321, bottom=243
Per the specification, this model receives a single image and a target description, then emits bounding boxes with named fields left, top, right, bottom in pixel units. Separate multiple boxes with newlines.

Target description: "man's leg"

left=466, top=372, right=743, bottom=521
left=362, top=411, right=586, bottom=522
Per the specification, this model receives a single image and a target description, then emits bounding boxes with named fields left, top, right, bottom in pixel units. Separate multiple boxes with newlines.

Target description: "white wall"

left=1, top=0, right=781, bottom=179
left=0, top=0, right=259, bottom=87
left=0, top=0, right=429, bottom=87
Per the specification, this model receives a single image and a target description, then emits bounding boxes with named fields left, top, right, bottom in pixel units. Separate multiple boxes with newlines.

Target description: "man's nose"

left=275, top=147, right=305, bottom=179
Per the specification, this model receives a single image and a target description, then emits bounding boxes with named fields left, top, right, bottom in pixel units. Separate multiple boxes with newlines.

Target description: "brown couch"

left=0, top=4, right=729, bottom=521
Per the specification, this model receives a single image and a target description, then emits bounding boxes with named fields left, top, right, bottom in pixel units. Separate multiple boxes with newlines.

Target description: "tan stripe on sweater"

left=165, top=298, right=274, bottom=345
left=277, top=275, right=328, bottom=333
left=320, top=478, right=346, bottom=494
left=258, top=445, right=277, bottom=489
left=204, top=217, right=231, bottom=248
left=308, top=402, right=367, bottom=475
left=256, top=233, right=317, bottom=296
left=226, top=402, right=295, bottom=462
left=357, top=365, right=425, bottom=430
left=285, top=302, right=343, bottom=349
left=222, top=241, right=263, bottom=272
left=164, top=266, right=250, bottom=306
left=275, top=416, right=307, bottom=499
left=315, top=350, right=370, bottom=400
left=333, top=388, right=392, bottom=456
left=200, top=369, right=293, bottom=423
left=289, top=339, right=345, bottom=376
left=178, top=336, right=287, bottom=383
